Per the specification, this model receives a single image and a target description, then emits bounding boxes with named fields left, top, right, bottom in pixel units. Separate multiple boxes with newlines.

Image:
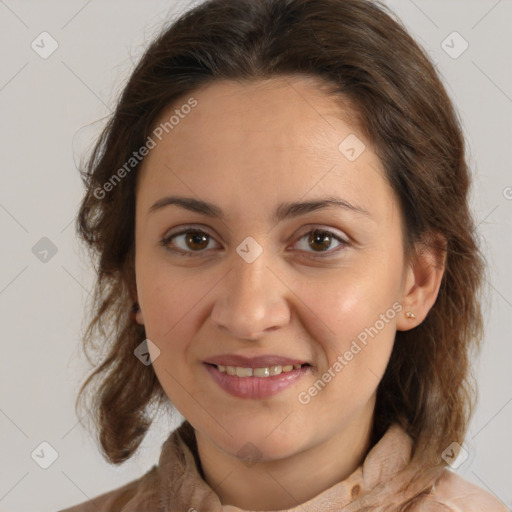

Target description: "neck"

left=195, top=401, right=375, bottom=510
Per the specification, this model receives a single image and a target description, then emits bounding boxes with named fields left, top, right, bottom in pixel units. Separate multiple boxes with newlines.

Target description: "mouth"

left=204, top=362, right=310, bottom=378
left=203, top=361, right=312, bottom=399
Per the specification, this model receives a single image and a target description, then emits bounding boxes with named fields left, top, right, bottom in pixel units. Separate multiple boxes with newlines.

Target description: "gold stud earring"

left=405, top=311, right=416, bottom=319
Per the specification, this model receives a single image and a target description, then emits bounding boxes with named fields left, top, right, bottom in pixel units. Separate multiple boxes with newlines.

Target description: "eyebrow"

left=148, top=195, right=372, bottom=222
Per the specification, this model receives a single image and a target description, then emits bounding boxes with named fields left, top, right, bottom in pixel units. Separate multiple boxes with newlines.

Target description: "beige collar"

left=154, top=420, right=441, bottom=511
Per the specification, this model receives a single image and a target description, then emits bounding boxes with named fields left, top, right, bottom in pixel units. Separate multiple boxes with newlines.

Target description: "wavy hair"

left=75, top=0, right=484, bottom=506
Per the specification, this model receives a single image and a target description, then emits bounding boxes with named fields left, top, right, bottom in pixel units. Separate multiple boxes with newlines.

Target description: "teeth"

left=254, top=367, right=270, bottom=377
left=216, top=364, right=303, bottom=377
left=236, top=367, right=253, bottom=377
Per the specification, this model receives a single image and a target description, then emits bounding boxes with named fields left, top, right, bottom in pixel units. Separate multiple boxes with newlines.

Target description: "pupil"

left=309, top=231, right=331, bottom=251
left=184, top=231, right=332, bottom=252
left=187, top=232, right=208, bottom=250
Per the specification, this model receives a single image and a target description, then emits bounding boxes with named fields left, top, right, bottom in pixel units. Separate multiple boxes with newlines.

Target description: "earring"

left=405, top=311, right=416, bottom=319
left=132, top=302, right=139, bottom=313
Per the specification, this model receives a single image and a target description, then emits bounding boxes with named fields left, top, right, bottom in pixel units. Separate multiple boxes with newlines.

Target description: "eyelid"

left=289, top=225, right=350, bottom=258
left=293, top=224, right=349, bottom=243
left=160, top=223, right=350, bottom=257
left=160, top=224, right=221, bottom=253
left=162, top=223, right=215, bottom=237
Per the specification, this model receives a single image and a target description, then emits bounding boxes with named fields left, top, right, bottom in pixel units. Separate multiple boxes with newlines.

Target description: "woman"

left=60, top=0, right=507, bottom=510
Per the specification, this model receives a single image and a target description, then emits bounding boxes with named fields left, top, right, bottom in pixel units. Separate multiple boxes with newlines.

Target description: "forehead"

left=136, top=76, right=395, bottom=222
left=160, top=76, right=360, bottom=160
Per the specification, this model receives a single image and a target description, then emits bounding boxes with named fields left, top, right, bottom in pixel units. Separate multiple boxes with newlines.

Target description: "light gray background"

left=1, top=1, right=511, bottom=510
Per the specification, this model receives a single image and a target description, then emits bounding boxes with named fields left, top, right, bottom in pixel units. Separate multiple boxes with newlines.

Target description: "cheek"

left=137, top=268, right=208, bottom=413
left=302, top=274, right=399, bottom=396
left=313, top=270, right=398, bottom=341
left=136, top=264, right=207, bottom=355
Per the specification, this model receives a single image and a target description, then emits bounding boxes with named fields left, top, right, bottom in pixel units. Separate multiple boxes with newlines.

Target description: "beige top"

left=59, top=420, right=507, bottom=511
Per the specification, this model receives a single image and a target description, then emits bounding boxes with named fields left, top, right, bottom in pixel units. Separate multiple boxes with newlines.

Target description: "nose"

left=210, top=251, right=291, bottom=341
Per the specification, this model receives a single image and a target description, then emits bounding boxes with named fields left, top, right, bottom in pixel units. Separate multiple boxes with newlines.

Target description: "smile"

left=216, top=363, right=304, bottom=377
left=204, top=362, right=311, bottom=399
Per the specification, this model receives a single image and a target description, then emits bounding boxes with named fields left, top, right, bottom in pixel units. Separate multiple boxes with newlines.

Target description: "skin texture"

left=133, top=76, right=445, bottom=510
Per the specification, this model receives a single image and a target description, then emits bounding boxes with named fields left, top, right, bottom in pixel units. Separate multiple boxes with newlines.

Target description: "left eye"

left=293, top=229, right=348, bottom=256
left=160, top=229, right=220, bottom=255
left=160, top=227, right=348, bottom=257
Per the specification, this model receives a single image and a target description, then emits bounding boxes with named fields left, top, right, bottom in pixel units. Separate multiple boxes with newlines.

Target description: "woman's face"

left=134, top=76, right=410, bottom=461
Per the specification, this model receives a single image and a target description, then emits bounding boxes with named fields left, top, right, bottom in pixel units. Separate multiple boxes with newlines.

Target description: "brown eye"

left=294, top=228, right=349, bottom=257
left=161, top=228, right=220, bottom=256
left=308, top=230, right=334, bottom=252
left=184, top=231, right=210, bottom=250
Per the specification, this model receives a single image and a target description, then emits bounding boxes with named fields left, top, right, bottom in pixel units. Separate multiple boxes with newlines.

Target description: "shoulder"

left=57, top=465, right=160, bottom=512
left=412, top=468, right=508, bottom=511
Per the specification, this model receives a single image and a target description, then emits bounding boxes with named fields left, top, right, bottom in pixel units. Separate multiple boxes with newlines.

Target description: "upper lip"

left=205, top=354, right=309, bottom=368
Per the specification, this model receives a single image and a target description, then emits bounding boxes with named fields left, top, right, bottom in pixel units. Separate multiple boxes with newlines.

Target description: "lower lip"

left=204, top=363, right=310, bottom=399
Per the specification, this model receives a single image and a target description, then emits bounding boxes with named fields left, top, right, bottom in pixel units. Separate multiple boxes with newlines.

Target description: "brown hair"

left=75, top=0, right=484, bottom=505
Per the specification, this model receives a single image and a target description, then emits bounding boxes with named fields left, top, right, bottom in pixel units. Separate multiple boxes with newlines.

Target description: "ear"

left=396, top=232, right=447, bottom=331
left=134, top=297, right=145, bottom=326
left=126, top=248, right=144, bottom=326
left=128, top=278, right=144, bottom=326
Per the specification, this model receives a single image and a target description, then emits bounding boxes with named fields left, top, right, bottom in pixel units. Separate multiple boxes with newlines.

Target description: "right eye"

left=160, top=227, right=222, bottom=257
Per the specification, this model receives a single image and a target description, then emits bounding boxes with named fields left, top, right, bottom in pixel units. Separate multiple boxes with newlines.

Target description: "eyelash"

left=159, top=225, right=349, bottom=259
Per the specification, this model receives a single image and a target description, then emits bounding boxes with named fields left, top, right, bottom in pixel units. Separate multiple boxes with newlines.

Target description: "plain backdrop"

left=1, top=0, right=511, bottom=510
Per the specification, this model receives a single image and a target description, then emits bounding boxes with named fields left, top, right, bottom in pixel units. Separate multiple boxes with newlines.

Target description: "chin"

left=209, top=417, right=309, bottom=462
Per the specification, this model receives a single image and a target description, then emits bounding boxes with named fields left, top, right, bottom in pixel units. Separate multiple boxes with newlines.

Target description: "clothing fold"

left=59, top=420, right=507, bottom=512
